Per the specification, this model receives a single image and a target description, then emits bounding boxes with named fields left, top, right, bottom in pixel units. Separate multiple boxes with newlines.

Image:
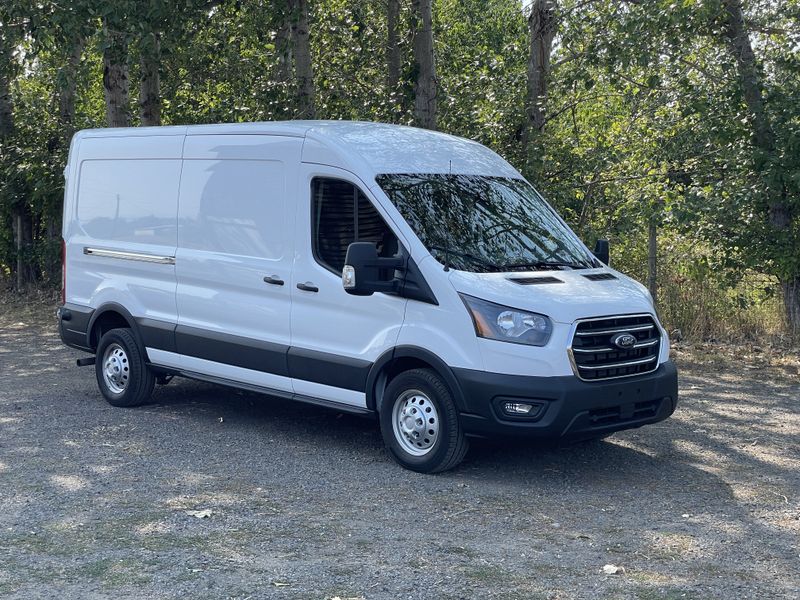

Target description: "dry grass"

left=672, top=340, right=800, bottom=382
left=0, top=285, right=59, bottom=329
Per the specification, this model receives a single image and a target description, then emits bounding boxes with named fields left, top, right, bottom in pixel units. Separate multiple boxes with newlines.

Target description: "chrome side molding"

left=83, top=247, right=175, bottom=265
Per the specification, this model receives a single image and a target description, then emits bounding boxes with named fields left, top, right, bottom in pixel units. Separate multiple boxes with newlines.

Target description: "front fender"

left=365, top=345, right=467, bottom=413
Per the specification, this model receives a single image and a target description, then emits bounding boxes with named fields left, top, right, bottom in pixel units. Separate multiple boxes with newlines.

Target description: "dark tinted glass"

left=312, top=178, right=398, bottom=273
left=376, top=174, right=596, bottom=273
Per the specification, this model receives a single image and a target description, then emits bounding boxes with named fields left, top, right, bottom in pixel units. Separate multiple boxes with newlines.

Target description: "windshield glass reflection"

left=376, top=174, right=597, bottom=273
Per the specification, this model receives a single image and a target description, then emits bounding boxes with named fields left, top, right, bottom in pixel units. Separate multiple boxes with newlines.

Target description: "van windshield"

left=375, top=174, right=598, bottom=273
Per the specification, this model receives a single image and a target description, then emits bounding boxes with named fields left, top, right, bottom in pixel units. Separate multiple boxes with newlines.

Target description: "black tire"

left=379, top=368, right=468, bottom=473
left=95, top=328, right=155, bottom=407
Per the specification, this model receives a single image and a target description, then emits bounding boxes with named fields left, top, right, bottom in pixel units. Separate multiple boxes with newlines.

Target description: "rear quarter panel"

left=64, top=132, right=184, bottom=324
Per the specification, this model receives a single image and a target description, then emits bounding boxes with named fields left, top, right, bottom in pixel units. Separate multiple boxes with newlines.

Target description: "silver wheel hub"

left=102, top=343, right=130, bottom=394
left=392, top=390, right=440, bottom=457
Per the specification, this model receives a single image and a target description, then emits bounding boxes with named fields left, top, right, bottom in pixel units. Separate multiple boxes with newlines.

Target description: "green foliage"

left=0, top=0, right=797, bottom=337
left=435, top=0, right=528, bottom=162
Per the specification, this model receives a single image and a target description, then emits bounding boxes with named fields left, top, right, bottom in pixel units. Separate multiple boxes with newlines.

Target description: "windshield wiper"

left=497, top=260, right=592, bottom=271
left=428, top=246, right=501, bottom=272
left=427, top=247, right=593, bottom=272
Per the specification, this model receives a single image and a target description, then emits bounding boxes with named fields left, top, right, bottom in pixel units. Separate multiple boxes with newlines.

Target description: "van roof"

left=74, top=120, right=523, bottom=180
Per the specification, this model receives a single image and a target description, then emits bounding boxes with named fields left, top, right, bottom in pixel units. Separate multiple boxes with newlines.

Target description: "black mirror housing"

left=343, top=242, right=403, bottom=296
left=593, top=239, right=610, bottom=265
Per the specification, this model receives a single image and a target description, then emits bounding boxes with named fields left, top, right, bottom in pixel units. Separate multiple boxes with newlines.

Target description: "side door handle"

left=296, top=282, right=319, bottom=293
left=263, top=275, right=285, bottom=286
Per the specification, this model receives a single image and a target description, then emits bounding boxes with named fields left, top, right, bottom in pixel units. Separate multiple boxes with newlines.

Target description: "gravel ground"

left=1, top=300, right=799, bottom=599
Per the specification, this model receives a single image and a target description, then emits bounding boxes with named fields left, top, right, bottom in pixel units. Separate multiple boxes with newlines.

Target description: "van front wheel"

left=380, top=369, right=468, bottom=473
left=95, top=328, right=155, bottom=407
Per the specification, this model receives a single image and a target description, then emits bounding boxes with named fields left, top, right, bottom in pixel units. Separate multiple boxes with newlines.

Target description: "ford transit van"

left=58, top=121, right=678, bottom=473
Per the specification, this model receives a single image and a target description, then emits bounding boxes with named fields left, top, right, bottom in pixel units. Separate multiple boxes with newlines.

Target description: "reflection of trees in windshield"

left=376, top=174, right=594, bottom=272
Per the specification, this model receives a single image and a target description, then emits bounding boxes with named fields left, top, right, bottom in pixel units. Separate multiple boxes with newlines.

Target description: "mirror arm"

left=593, top=239, right=610, bottom=266
left=369, top=280, right=402, bottom=293
left=364, top=257, right=405, bottom=270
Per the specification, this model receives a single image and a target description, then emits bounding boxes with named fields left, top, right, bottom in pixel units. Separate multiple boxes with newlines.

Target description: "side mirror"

left=342, top=242, right=404, bottom=296
left=593, top=239, right=610, bottom=265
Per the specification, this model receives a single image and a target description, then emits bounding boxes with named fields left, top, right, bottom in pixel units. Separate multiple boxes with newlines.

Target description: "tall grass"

left=658, top=270, right=785, bottom=343
left=613, top=236, right=787, bottom=344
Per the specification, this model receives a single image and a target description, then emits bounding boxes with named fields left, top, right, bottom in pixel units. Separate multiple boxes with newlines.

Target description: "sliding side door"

left=154, top=134, right=301, bottom=393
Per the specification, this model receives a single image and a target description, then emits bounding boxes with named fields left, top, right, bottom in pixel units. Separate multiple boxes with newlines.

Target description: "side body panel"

left=394, top=256, right=484, bottom=371
left=288, top=164, right=410, bottom=407
left=169, top=134, right=302, bottom=394
left=65, top=133, right=183, bottom=325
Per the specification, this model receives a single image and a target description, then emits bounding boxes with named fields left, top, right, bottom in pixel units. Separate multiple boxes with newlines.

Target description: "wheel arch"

left=366, top=345, right=466, bottom=413
left=86, top=303, right=144, bottom=351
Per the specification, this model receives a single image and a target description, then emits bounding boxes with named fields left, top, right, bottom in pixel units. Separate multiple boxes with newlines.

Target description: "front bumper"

left=453, top=360, right=678, bottom=440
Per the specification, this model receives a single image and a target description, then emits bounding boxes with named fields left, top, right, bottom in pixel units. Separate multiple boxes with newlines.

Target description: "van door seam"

left=173, top=131, right=189, bottom=331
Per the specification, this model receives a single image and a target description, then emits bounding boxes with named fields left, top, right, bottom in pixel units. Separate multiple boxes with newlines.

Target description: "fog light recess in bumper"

left=493, top=397, right=547, bottom=421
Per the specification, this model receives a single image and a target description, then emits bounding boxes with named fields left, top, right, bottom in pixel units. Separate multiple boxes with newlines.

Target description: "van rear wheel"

left=380, top=369, right=468, bottom=473
left=95, top=328, right=155, bottom=407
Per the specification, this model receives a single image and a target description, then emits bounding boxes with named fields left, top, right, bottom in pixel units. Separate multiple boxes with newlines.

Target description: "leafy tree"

left=412, top=0, right=436, bottom=129
left=0, top=0, right=797, bottom=339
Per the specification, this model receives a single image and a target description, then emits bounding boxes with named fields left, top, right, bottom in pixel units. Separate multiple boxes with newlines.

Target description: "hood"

left=448, top=267, right=654, bottom=324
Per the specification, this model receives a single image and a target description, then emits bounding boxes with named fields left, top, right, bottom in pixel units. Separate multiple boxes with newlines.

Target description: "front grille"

left=570, top=314, right=661, bottom=381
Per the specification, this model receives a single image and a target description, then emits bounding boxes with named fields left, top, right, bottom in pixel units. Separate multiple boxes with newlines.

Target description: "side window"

left=77, top=159, right=180, bottom=246
left=311, top=177, right=399, bottom=274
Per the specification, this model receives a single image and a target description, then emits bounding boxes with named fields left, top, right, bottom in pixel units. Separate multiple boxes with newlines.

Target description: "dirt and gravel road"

left=1, top=300, right=799, bottom=599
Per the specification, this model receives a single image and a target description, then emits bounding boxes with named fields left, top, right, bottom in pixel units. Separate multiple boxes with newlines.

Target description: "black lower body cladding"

left=57, top=303, right=94, bottom=352
left=58, top=302, right=678, bottom=441
left=56, top=304, right=372, bottom=393
left=453, top=361, right=678, bottom=440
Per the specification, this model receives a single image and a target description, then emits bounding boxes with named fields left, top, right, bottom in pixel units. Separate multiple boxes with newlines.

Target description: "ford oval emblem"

left=612, top=332, right=637, bottom=349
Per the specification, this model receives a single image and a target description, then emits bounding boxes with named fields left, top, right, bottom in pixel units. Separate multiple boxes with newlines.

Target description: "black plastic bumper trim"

left=57, top=303, right=94, bottom=352
left=453, top=361, right=678, bottom=439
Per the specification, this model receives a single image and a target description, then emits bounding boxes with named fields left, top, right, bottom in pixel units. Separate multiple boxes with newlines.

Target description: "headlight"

left=460, top=294, right=553, bottom=346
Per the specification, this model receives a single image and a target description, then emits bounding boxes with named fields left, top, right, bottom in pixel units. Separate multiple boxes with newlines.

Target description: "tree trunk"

left=783, top=279, right=800, bottom=339
left=647, top=219, right=658, bottom=304
left=58, top=35, right=83, bottom=140
left=49, top=35, right=83, bottom=280
left=139, top=32, right=161, bottom=126
left=10, top=206, right=34, bottom=289
left=22, top=210, right=35, bottom=283
left=523, top=0, right=557, bottom=173
left=15, top=213, right=23, bottom=290
left=102, top=23, right=130, bottom=128
left=0, top=42, right=13, bottom=139
left=289, top=0, right=315, bottom=119
left=722, top=0, right=775, bottom=158
left=411, top=0, right=436, bottom=130
left=0, top=40, right=24, bottom=289
left=275, top=5, right=294, bottom=83
left=387, top=0, right=401, bottom=103
left=722, top=0, right=790, bottom=237
left=721, top=0, right=799, bottom=335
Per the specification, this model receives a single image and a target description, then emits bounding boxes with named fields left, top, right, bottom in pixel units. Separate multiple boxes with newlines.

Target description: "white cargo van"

left=58, top=121, right=677, bottom=472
